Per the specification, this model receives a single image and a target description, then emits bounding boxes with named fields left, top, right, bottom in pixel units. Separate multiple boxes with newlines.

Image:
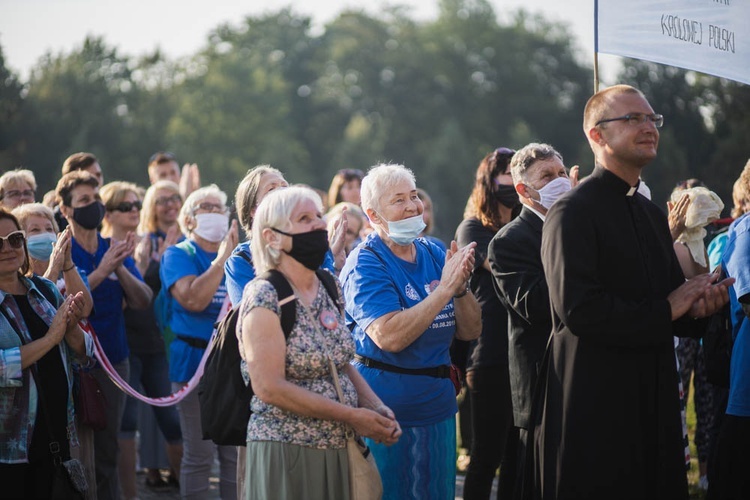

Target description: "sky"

left=0, top=0, right=621, bottom=82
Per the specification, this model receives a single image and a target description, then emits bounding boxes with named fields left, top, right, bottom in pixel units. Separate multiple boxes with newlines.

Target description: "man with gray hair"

left=487, top=143, right=576, bottom=496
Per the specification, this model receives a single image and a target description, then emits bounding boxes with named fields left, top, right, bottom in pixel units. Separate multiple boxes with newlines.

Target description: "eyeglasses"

left=0, top=230, right=26, bottom=251
left=155, top=194, right=182, bottom=206
left=2, top=189, right=35, bottom=200
left=595, top=113, right=664, bottom=128
left=193, top=202, right=227, bottom=214
left=111, top=200, right=142, bottom=212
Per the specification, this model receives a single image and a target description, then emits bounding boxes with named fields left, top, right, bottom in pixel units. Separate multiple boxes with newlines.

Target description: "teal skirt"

left=365, top=415, right=456, bottom=500
left=245, top=441, right=350, bottom=500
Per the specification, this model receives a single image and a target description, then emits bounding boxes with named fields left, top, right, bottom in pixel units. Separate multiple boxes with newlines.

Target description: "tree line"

left=1, top=0, right=748, bottom=240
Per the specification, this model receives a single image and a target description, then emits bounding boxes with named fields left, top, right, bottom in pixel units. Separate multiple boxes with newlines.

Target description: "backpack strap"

left=259, top=269, right=296, bottom=338
left=237, top=249, right=252, bottom=265
left=315, top=269, right=340, bottom=312
left=175, top=239, right=196, bottom=258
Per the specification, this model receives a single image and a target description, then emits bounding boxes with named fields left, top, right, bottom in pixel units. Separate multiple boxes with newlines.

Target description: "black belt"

left=354, top=354, right=451, bottom=379
left=176, top=335, right=209, bottom=349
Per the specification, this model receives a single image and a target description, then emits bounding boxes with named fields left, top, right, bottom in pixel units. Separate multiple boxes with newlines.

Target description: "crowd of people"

left=0, top=82, right=748, bottom=500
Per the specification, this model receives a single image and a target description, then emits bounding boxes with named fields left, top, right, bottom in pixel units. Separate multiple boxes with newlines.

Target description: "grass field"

left=686, top=379, right=707, bottom=500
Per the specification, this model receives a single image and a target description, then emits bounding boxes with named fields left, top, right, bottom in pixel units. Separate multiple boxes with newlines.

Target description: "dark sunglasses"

left=111, top=200, right=142, bottom=212
left=0, top=230, right=26, bottom=251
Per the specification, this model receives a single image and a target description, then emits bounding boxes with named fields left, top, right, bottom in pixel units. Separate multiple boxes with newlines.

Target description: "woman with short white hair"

left=341, top=164, right=482, bottom=499
left=160, top=183, right=239, bottom=499
left=239, top=185, right=400, bottom=499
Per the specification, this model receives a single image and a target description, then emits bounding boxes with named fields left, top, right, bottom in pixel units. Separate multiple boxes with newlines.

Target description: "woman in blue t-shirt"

left=340, top=164, right=482, bottom=499
left=160, top=184, right=239, bottom=499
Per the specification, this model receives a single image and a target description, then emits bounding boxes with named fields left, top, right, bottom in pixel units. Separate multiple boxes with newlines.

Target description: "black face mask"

left=272, top=228, right=329, bottom=271
left=494, top=184, right=520, bottom=208
left=72, top=201, right=105, bottom=230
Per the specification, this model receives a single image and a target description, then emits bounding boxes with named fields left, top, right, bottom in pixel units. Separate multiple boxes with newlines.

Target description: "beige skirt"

left=245, top=441, right=350, bottom=500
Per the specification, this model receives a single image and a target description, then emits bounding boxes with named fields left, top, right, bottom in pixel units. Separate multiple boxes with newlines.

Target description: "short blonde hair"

left=179, top=184, right=227, bottom=236
left=251, top=186, right=323, bottom=273
left=139, top=180, right=181, bottom=235
left=12, top=203, right=58, bottom=234
left=360, top=164, right=416, bottom=217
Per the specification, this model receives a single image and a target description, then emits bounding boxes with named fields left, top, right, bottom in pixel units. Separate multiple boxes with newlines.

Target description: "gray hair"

left=251, top=186, right=323, bottom=273
left=360, top=164, right=416, bottom=217
left=510, top=143, right=563, bottom=185
left=178, top=184, right=227, bottom=235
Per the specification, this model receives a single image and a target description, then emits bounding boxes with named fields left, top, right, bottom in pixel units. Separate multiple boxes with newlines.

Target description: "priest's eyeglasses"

left=595, top=113, right=664, bottom=128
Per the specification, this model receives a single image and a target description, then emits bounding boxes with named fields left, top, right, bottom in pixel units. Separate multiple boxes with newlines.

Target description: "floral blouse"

left=237, top=274, right=358, bottom=449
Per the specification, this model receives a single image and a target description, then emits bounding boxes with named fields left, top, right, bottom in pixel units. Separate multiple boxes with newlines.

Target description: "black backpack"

left=198, top=268, right=339, bottom=446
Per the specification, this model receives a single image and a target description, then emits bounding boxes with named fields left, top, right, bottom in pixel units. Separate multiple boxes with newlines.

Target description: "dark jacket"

left=533, top=167, right=702, bottom=500
left=489, top=206, right=551, bottom=430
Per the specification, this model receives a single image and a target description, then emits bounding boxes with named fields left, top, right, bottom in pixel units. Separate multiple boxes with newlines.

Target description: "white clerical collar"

left=526, top=204, right=546, bottom=222
left=626, top=185, right=637, bottom=197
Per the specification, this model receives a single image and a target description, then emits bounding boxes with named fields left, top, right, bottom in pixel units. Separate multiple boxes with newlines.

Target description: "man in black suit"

left=488, top=142, right=575, bottom=497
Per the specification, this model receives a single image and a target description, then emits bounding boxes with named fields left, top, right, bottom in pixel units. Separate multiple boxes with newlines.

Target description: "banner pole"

left=594, top=51, right=600, bottom=94
left=593, top=0, right=600, bottom=94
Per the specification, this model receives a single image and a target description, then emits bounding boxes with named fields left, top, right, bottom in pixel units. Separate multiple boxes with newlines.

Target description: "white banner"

left=596, top=0, right=750, bottom=85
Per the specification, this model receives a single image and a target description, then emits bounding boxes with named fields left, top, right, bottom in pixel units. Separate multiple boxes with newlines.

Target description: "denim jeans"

left=172, top=383, right=237, bottom=500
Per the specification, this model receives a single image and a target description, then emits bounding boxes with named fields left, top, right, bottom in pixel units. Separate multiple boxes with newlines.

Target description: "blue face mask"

left=27, top=232, right=57, bottom=261
left=380, top=213, right=426, bottom=246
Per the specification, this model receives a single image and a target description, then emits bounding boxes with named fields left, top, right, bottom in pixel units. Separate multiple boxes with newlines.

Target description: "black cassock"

left=532, top=167, right=699, bottom=500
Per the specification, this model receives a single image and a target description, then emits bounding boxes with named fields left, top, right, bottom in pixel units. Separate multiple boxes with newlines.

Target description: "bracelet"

left=63, top=264, right=76, bottom=272
left=454, top=286, right=470, bottom=299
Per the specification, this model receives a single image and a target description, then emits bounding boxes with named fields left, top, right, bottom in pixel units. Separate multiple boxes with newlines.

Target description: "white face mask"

left=192, top=213, right=229, bottom=242
left=530, top=177, right=572, bottom=210
left=379, top=213, right=426, bottom=246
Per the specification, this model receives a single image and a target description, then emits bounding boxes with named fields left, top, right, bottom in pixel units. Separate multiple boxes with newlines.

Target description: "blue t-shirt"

left=225, top=241, right=256, bottom=307
left=71, top=234, right=142, bottom=364
left=722, top=213, right=750, bottom=417
left=160, top=239, right=227, bottom=382
left=225, top=240, right=337, bottom=307
left=340, top=233, right=457, bottom=427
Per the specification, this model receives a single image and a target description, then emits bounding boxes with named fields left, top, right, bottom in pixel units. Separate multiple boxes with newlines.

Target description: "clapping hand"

left=668, top=270, right=734, bottom=320
left=442, top=240, right=476, bottom=296
left=328, top=206, right=348, bottom=272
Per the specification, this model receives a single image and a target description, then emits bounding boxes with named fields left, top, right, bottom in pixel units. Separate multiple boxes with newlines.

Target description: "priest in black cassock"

left=532, top=85, right=733, bottom=500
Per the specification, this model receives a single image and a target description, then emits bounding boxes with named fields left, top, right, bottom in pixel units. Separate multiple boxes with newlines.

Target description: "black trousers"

left=0, top=458, right=56, bottom=499
left=707, top=414, right=750, bottom=500
left=463, top=365, right=518, bottom=500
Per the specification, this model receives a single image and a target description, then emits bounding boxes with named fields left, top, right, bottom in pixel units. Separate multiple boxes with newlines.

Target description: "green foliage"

left=3, top=1, right=747, bottom=239
left=0, top=47, right=25, bottom=170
